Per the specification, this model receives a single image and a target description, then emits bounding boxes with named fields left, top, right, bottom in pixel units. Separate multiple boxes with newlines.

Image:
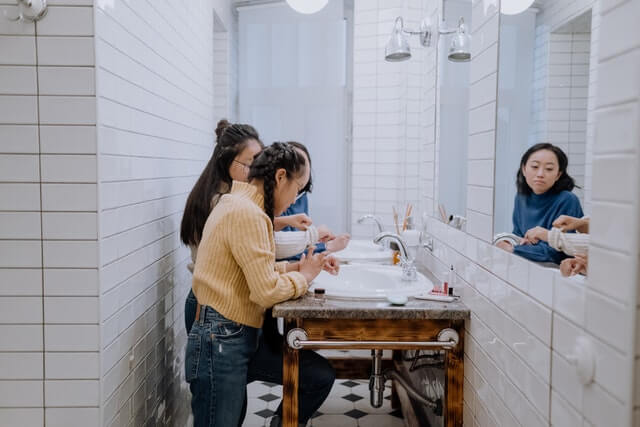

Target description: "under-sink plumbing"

left=369, top=350, right=385, bottom=408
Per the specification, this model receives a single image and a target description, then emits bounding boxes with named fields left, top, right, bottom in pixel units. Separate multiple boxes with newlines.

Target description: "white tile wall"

left=0, top=10, right=43, bottom=427
left=351, top=0, right=433, bottom=238
left=417, top=0, right=639, bottom=426
left=94, top=0, right=215, bottom=425
left=531, top=0, right=600, bottom=213
left=465, top=0, right=499, bottom=242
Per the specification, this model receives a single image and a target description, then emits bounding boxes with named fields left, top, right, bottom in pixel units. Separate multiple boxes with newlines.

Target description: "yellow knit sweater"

left=192, top=181, right=308, bottom=328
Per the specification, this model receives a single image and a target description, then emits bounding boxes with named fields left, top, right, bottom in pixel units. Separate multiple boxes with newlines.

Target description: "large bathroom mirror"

left=494, top=3, right=594, bottom=244
left=435, top=0, right=472, bottom=229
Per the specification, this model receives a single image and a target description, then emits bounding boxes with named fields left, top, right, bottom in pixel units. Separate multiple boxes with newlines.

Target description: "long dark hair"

left=180, top=119, right=262, bottom=247
left=516, top=143, right=576, bottom=195
left=247, top=142, right=307, bottom=222
left=285, top=141, right=313, bottom=194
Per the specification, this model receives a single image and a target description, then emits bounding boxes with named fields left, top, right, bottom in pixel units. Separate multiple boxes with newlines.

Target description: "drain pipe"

left=369, top=351, right=443, bottom=414
left=369, top=350, right=385, bottom=408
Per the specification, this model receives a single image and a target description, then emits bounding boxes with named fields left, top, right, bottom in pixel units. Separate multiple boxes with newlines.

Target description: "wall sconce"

left=3, top=0, right=48, bottom=23
left=385, top=0, right=471, bottom=63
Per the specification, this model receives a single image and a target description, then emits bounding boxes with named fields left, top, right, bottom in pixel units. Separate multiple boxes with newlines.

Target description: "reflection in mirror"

left=494, top=4, right=593, bottom=269
left=435, top=0, right=471, bottom=229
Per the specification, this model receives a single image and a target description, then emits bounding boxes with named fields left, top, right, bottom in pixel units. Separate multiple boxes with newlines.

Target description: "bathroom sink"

left=310, top=264, right=433, bottom=300
left=332, top=239, right=393, bottom=264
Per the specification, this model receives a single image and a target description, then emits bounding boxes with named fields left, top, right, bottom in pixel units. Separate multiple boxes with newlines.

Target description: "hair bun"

left=215, top=119, right=231, bottom=140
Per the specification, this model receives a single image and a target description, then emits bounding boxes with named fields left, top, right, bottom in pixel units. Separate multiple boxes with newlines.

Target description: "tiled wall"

left=0, top=1, right=98, bottom=426
left=547, top=32, right=591, bottom=203
left=464, top=0, right=499, bottom=242
left=94, top=0, right=217, bottom=426
left=350, top=0, right=435, bottom=238
left=531, top=0, right=599, bottom=214
left=420, top=0, right=639, bottom=426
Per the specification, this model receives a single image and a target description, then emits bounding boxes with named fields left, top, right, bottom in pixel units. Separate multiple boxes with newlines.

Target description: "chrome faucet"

left=492, top=232, right=521, bottom=246
left=357, top=214, right=384, bottom=234
left=373, top=232, right=417, bottom=281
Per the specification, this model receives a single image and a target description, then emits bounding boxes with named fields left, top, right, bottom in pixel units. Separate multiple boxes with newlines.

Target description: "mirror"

left=494, top=6, right=593, bottom=242
left=435, top=0, right=472, bottom=229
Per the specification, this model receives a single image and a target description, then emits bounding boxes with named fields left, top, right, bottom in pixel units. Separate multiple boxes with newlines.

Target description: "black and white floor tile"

left=243, top=379, right=404, bottom=427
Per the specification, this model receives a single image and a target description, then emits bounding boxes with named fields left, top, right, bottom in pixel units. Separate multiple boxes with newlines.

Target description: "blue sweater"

left=279, top=192, right=326, bottom=261
left=512, top=190, right=583, bottom=264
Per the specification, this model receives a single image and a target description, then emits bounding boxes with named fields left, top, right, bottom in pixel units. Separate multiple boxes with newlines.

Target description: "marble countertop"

left=272, top=293, right=469, bottom=320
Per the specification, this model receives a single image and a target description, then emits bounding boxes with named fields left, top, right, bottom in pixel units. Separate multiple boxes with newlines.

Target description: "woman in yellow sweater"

left=186, top=142, right=336, bottom=427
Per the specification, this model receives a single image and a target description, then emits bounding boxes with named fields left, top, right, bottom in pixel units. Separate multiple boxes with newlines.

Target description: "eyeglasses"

left=233, top=159, right=251, bottom=170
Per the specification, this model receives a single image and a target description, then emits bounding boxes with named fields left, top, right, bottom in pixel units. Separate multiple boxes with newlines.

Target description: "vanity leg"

left=283, top=319, right=300, bottom=427
left=391, top=350, right=400, bottom=409
left=445, top=320, right=464, bottom=427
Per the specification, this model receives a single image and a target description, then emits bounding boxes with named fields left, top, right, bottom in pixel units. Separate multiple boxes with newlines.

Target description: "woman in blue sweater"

left=497, top=143, right=583, bottom=264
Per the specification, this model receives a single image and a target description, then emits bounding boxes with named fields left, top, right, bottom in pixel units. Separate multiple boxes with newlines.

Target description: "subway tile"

left=596, top=49, right=640, bottom=107
left=37, top=67, right=95, bottom=96
left=551, top=351, right=583, bottom=411
left=43, top=269, right=98, bottom=296
left=0, top=380, right=43, bottom=407
left=41, top=154, right=96, bottom=183
left=45, top=353, right=99, bottom=379
left=0, top=212, right=41, bottom=239
left=45, top=408, right=98, bottom=427
left=582, top=382, right=626, bottom=427
left=0, top=36, right=36, bottom=65
left=585, top=290, right=629, bottom=354
left=35, top=6, right=94, bottom=36
left=0, top=296, right=42, bottom=323
left=0, top=66, right=37, bottom=94
left=44, top=324, right=98, bottom=351
left=0, top=353, right=42, bottom=380
left=38, top=96, right=96, bottom=125
left=0, top=240, right=42, bottom=268
left=527, top=263, right=554, bottom=308
left=0, top=125, right=38, bottom=153
left=590, top=201, right=634, bottom=253
left=553, top=275, right=586, bottom=326
left=0, top=408, right=43, bottom=427
left=42, top=212, right=97, bottom=239
left=36, top=37, right=95, bottom=66
left=0, top=95, right=37, bottom=124
left=45, top=380, right=99, bottom=406
left=467, top=159, right=494, bottom=187
left=0, top=154, right=39, bottom=182
left=551, top=391, right=582, bottom=427
left=0, top=325, right=42, bottom=351
left=41, top=183, right=97, bottom=211
left=44, top=296, right=98, bottom=324
left=0, top=183, right=40, bottom=210
left=43, top=241, right=98, bottom=268
left=469, top=102, right=496, bottom=135
left=0, top=269, right=41, bottom=296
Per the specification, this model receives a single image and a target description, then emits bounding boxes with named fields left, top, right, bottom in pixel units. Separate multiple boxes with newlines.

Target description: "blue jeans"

left=185, top=306, right=335, bottom=427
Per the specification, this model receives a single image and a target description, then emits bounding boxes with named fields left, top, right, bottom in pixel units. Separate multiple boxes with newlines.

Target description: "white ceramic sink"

left=332, top=239, right=393, bottom=264
left=310, top=264, right=433, bottom=300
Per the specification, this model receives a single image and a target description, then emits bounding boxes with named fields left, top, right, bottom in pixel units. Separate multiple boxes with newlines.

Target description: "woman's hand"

left=274, top=213, right=313, bottom=231
left=326, top=234, right=350, bottom=252
left=522, top=226, right=549, bottom=245
left=316, top=225, right=335, bottom=243
left=298, top=247, right=326, bottom=283
left=322, top=255, right=340, bottom=275
left=496, top=240, right=514, bottom=253
left=559, top=255, right=588, bottom=277
left=553, top=215, right=589, bottom=233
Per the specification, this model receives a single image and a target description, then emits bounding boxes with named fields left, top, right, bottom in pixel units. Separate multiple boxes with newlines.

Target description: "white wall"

left=351, top=0, right=434, bottom=239
left=0, top=1, right=98, bottom=426
left=94, top=1, right=216, bottom=426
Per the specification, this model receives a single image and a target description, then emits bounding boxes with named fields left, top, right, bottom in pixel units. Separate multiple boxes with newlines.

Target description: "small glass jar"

left=313, top=288, right=326, bottom=300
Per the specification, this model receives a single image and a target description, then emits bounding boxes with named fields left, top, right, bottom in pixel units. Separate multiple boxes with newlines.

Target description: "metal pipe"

left=369, top=350, right=385, bottom=408
left=385, top=369, right=442, bottom=413
left=286, top=328, right=460, bottom=351
left=288, top=339, right=457, bottom=350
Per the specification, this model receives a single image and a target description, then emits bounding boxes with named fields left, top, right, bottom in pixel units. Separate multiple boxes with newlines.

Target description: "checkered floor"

left=243, top=379, right=404, bottom=427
